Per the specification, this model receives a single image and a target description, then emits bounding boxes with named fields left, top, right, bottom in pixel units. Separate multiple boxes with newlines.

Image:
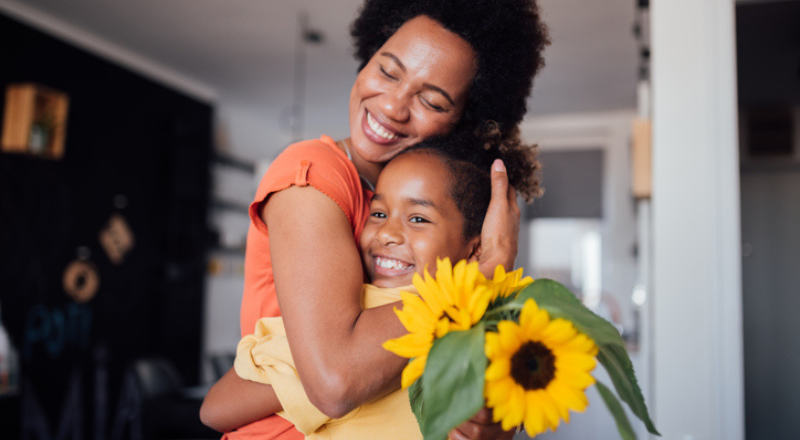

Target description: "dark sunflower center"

left=510, top=341, right=556, bottom=390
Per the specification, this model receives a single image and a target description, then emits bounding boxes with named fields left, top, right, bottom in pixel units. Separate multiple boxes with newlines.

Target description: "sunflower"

left=383, top=258, right=494, bottom=388
left=487, top=265, right=534, bottom=301
left=484, top=299, right=598, bottom=436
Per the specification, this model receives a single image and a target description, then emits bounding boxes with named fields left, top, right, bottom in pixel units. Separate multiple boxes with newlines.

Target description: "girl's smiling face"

left=359, top=151, right=480, bottom=288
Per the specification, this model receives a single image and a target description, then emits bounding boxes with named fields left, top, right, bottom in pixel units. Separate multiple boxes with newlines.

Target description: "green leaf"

left=515, top=280, right=660, bottom=436
left=408, top=378, right=425, bottom=433
left=596, top=381, right=636, bottom=440
left=420, top=322, right=487, bottom=440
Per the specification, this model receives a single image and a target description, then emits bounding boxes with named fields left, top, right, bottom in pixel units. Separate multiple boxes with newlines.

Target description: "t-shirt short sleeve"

left=248, top=137, right=363, bottom=235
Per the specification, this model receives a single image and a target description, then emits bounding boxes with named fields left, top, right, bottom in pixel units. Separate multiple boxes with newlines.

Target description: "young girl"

left=233, top=134, right=541, bottom=440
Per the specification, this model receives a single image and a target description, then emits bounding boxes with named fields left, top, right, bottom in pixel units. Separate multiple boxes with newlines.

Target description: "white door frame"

left=650, top=0, right=744, bottom=439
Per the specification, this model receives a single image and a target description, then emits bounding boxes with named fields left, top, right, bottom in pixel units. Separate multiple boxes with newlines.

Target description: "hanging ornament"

left=99, top=212, right=135, bottom=265
left=62, top=257, right=100, bottom=303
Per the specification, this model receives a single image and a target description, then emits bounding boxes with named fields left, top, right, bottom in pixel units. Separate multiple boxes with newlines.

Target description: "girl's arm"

left=200, top=368, right=283, bottom=432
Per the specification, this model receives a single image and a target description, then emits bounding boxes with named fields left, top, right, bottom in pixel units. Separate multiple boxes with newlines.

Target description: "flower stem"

left=484, top=303, right=524, bottom=319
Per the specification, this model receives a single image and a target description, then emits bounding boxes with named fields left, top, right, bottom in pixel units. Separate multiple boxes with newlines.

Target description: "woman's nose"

left=377, top=219, right=404, bottom=246
left=380, top=86, right=411, bottom=123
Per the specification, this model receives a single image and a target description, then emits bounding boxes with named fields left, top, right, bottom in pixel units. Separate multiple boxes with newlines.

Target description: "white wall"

left=650, top=0, right=743, bottom=438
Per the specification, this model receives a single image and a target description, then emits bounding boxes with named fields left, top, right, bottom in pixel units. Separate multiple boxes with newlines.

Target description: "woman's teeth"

left=367, top=112, right=398, bottom=140
left=375, top=257, right=412, bottom=270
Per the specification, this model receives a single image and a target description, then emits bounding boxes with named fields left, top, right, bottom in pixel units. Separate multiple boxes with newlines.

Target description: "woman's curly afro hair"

left=351, top=0, right=549, bottom=141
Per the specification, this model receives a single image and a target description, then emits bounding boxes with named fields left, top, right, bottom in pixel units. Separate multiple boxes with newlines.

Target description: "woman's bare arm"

left=200, top=368, right=283, bottom=433
left=266, top=185, right=407, bottom=418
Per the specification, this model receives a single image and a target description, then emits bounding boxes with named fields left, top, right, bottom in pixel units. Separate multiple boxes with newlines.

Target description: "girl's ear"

left=467, top=237, right=482, bottom=263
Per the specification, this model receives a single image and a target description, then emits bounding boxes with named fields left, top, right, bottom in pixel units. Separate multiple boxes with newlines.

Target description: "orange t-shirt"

left=225, top=136, right=371, bottom=440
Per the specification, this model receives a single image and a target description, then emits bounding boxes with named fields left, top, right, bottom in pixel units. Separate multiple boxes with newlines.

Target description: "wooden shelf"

left=1, top=84, right=69, bottom=160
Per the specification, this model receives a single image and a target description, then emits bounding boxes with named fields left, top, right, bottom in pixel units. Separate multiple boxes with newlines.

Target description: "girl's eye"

left=379, top=66, right=397, bottom=80
left=371, top=212, right=387, bottom=219
left=410, top=216, right=429, bottom=224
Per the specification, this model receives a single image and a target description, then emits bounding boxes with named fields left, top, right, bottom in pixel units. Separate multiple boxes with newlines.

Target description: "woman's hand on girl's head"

left=478, top=159, right=521, bottom=277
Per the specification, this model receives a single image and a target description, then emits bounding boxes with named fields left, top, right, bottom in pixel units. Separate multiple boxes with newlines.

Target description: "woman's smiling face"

left=348, top=15, right=477, bottom=166
left=359, top=151, right=479, bottom=288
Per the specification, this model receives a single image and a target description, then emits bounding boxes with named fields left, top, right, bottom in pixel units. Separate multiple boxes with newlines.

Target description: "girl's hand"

left=478, top=159, right=520, bottom=277
left=448, top=408, right=515, bottom=440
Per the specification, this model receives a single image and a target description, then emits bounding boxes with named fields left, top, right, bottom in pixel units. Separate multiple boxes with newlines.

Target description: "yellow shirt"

left=234, top=285, right=421, bottom=440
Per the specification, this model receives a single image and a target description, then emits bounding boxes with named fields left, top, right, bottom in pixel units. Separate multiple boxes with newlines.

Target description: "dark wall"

left=736, top=3, right=800, bottom=439
left=0, top=13, right=212, bottom=439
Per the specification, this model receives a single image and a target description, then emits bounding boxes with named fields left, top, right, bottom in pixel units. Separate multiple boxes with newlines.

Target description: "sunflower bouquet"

left=383, top=258, right=659, bottom=440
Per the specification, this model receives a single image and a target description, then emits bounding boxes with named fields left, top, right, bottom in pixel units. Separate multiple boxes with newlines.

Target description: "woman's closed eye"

left=379, top=65, right=398, bottom=81
left=421, top=96, right=446, bottom=112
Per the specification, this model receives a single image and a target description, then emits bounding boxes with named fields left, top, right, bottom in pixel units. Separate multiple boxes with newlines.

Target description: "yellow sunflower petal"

left=503, top=385, right=526, bottom=430
left=554, top=368, right=596, bottom=389
left=537, top=389, right=563, bottom=431
left=435, top=317, right=451, bottom=338
left=559, top=333, right=598, bottom=353
left=523, top=391, right=547, bottom=436
left=548, top=380, right=589, bottom=412
left=486, top=377, right=516, bottom=408
left=554, top=352, right=597, bottom=371
left=485, top=358, right=511, bottom=381
left=413, top=272, right=444, bottom=317
left=382, top=333, right=432, bottom=358
left=492, top=265, right=507, bottom=283
left=541, top=319, right=579, bottom=345
left=400, top=355, right=427, bottom=389
left=485, top=332, right=502, bottom=359
left=468, top=286, right=492, bottom=323
left=497, top=321, right=523, bottom=354
left=520, top=302, right=550, bottom=336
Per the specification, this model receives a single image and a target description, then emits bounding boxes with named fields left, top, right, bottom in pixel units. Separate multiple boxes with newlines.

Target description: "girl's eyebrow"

left=405, top=197, right=437, bottom=210
left=371, top=193, right=439, bottom=211
left=379, top=52, right=456, bottom=106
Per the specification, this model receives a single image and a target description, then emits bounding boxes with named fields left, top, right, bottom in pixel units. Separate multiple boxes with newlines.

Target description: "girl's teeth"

left=376, top=257, right=410, bottom=270
left=367, top=112, right=397, bottom=140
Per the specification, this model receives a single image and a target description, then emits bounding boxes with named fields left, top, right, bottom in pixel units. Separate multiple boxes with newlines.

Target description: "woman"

left=201, top=0, right=549, bottom=438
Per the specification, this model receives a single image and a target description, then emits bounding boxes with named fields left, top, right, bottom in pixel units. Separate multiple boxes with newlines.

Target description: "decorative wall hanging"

left=99, top=213, right=135, bottom=265
left=62, top=259, right=100, bottom=303
left=1, top=83, right=70, bottom=160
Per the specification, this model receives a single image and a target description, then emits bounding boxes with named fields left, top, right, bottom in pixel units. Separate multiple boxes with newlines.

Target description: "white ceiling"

left=1, top=0, right=639, bottom=124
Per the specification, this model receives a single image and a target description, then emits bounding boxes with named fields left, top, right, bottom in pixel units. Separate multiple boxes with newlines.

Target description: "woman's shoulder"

left=261, top=136, right=358, bottom=188
left=251, top=135, right=366, bottom=230
left=276, top=136, right=348, bottom=166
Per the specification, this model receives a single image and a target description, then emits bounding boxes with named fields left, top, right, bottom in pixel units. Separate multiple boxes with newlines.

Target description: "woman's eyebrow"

left=379, top=52, right=456, bottom=106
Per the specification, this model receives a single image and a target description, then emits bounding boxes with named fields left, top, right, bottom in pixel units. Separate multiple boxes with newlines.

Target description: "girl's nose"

left=376, top=219, right=404, bottom=246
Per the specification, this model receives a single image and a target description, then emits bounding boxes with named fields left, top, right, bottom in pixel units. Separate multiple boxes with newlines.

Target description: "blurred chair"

left=131, top=356, right=218, bottom=440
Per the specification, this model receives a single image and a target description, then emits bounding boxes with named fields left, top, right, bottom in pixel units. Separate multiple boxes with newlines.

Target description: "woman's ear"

left=467, top=237, right=482, bottom=263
